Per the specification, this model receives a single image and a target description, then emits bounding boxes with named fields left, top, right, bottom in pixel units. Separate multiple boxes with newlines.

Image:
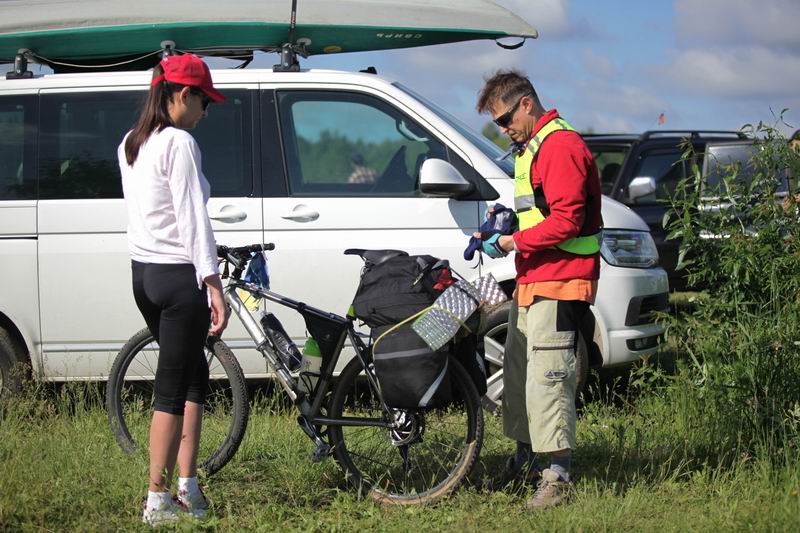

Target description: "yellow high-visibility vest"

left=514, top=118, right=601, bottom=255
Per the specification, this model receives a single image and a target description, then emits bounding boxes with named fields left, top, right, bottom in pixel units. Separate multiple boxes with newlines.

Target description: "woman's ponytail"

left=124, top=64, right=175, bottom=166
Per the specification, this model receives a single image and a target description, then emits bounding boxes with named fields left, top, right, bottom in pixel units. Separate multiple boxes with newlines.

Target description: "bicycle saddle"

left=343, top=248, right=409, bottom=267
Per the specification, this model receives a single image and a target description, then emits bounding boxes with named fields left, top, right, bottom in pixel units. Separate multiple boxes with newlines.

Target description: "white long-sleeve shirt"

left=119, top=127, right=218, bottom=287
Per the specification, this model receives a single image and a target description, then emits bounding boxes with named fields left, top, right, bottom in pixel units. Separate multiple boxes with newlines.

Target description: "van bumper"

left=595, top=264, right=669, bottom=367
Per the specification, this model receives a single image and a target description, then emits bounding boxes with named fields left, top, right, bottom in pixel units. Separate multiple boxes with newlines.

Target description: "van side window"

left=38, top=90, right=253, bottom=200
left=39, top=91, right=140, bottom=200
left=276, top=91, right=446, bottom=197
left=192, top=90, right=254, bottom=197
left=0, top=96, right=36, bottom=200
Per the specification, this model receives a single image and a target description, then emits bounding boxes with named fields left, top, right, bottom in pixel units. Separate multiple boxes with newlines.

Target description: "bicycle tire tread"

left=201, top=337, right=250, bottom=475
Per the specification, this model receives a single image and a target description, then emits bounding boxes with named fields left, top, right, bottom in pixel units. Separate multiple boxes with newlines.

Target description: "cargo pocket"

left=531, top=342, right=575, bottom=386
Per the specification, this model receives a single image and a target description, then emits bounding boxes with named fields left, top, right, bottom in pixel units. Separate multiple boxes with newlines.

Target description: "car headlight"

left=600, top=230, right=659, bottom=268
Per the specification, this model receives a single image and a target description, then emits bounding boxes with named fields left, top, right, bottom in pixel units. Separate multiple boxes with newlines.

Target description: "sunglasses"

left=189, top=88, right=212, bottom=111
left=493, top=93, right=531, bottom=128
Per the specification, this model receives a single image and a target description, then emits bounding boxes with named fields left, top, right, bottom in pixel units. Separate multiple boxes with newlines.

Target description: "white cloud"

left=581, top=82, right=671, bottom=129
left=659, top=45, right=800, bottom=99
left=580, top=113, right=635, bottom=134
left=399, top=40, right=525, bottom=76
left=656, top=0, right=800, bottom=124
left=675, top=0, right=800, bottom=50
left=580, top=48, right=616, bottom=78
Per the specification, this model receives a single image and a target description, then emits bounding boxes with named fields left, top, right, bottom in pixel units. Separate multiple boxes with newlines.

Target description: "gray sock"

left=549, top=454, right=571, bottom=481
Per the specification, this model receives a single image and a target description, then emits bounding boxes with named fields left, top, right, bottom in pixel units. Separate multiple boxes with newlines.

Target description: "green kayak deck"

left=0, top=0, right=537, bottom=64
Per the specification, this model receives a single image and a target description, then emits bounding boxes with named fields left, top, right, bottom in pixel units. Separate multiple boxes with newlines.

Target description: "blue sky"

left=10, top=1, right=795, bottom=138
left=243, top=0, right=799, bottom=137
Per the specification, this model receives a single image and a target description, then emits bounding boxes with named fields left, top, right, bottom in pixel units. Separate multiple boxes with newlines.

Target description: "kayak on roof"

left=0, top=0, right=537, bottom=69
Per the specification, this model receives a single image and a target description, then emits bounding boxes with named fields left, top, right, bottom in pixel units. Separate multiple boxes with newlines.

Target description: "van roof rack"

left=5, top=49, right=33, bottom=80
left=582, top=130, right=750, bottom=142
left=273, top=0, right=307, bottom=72
left=639, top=130, right=749, bottom=140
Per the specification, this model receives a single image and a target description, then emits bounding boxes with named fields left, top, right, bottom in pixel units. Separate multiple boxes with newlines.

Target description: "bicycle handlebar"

left=216, top=243, right=275, bottom=258
left=216, top=243, right=275, bottom=276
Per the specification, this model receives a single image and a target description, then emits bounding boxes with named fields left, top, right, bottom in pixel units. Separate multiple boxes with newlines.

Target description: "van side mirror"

left=419, top=158, right=474, bottom=197
left=628, top=176, right=656, bottom=204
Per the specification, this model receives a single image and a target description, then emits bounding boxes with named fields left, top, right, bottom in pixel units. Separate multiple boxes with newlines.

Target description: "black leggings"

left=132, top=261, right=211, bottom=416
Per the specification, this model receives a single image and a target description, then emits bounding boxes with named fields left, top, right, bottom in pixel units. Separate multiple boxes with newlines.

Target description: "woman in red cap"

left=117, top=53, right=227, bottom=525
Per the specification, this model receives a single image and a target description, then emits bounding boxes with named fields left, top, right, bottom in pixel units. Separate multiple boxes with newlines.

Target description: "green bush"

left=662, top=118, right=800, bottom=456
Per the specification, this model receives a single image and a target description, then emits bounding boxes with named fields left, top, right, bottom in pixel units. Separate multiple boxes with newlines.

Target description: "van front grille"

left=625, top=293, right=669, bottom=326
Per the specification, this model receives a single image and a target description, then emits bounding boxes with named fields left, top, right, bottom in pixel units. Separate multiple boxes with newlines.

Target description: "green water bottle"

left=298, top=338, right=322, bottom=394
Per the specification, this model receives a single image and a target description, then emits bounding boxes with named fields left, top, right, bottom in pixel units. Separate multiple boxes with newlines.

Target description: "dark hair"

left=476, top=69, right=538, bottom=114
left=124, top=64, right=195, bottom=166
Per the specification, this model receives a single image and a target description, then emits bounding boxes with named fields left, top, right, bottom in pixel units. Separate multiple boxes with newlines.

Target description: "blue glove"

left=481, top=233, right=508, bottom=259
left=244, top=252, right=270, bottom=289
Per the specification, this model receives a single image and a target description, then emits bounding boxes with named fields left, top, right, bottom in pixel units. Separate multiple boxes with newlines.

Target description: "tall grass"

left=2, top=380, right=799, bottom=531
left=660, top=118, right=800, bottom=464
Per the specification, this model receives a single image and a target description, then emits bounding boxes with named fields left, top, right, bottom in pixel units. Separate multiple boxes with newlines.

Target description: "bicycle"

left=106, top=243, right=484, bottom=504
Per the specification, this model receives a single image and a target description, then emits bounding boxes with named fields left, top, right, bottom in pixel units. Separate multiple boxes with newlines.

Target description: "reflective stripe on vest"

left=514, top=118, right=601, bottom=256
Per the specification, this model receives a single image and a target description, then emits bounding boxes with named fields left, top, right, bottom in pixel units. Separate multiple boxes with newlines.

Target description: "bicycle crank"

left=297, top=415, right=331, bottom=462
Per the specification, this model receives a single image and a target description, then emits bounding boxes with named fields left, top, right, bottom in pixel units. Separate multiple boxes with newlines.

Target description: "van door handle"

left=281, top=204, right=319, bottom=222
left=209, top=205, right=248, bottom=223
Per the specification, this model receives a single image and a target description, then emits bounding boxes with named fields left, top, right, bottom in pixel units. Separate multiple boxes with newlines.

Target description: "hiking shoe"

left=142, top=499, right=180, bottom=526
left=525, top=468, right=573, bottom=509
left=492, top=451, right=541, bottom=488
left=175, top=488, right=210, bottom=518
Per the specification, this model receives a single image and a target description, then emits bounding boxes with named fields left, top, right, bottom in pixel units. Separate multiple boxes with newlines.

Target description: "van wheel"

left=0, top=327, right=28, bottom=397
left=479, top=301, right=589, bottom=413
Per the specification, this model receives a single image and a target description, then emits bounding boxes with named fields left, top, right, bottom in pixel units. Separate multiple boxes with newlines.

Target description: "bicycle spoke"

left=331, top=358, right=482, bottom=502
left=109, top=331, right=246, bottom=476
left=344, top=449, right=396, bottom=472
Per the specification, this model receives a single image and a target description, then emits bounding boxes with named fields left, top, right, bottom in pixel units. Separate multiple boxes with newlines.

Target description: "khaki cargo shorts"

left=502, top=297, right=586, bottom=453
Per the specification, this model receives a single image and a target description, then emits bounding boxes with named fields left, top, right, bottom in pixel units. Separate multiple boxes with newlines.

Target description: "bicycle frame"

left=221, top=261, right=399, bottom=457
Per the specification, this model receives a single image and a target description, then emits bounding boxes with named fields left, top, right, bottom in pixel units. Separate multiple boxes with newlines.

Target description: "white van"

left=0, top=67, right=668, bottom=399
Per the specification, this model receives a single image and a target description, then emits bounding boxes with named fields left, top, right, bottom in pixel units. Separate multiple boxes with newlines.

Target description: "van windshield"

left=394, top=83, right=514, bottom=177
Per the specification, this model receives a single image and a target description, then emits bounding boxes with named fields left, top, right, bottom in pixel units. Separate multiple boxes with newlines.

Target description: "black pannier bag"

left=452, top=332, right=488, bottom=397
left=372, top=322, right=452, bottom=409
left=352, top=254, right=452, bottom=328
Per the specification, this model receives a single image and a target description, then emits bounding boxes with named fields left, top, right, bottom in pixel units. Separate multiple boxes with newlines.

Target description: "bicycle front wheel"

left=106, top=328, right=249, bottom=476
left=328, top=354, right=483, bottom=504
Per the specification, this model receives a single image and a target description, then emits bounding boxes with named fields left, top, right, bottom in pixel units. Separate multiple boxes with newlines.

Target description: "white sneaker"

left=142, top=498, right=180, bottom=526
left=176, top=488, right=210, bottom=518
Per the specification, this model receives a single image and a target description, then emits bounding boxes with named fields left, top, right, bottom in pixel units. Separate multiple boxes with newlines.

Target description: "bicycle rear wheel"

left=328, top=354, right=483, bottom=504
left=106, top=328, right=249, bottom=476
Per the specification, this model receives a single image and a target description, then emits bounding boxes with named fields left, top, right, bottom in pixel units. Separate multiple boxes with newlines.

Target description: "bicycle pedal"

left=310, top=443, right=331, bottom=463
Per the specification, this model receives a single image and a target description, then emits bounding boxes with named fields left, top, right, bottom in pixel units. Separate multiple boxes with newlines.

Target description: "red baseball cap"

left=151, top=53, right=225, bottom=103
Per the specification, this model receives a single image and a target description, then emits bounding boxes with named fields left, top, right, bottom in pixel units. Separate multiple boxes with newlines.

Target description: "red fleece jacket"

left=511, top=110, right=602, bottom=283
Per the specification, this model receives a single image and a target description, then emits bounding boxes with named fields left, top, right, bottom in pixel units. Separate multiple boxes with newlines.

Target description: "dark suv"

left=584, top=130, right=752, bottom=290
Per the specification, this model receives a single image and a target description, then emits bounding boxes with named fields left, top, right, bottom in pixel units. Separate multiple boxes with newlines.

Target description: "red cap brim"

left=202, top=86, right=226, bottom=103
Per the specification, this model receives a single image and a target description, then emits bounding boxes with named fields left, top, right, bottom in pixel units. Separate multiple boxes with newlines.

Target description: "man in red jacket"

left=476, top=70, right=602, bottom=509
